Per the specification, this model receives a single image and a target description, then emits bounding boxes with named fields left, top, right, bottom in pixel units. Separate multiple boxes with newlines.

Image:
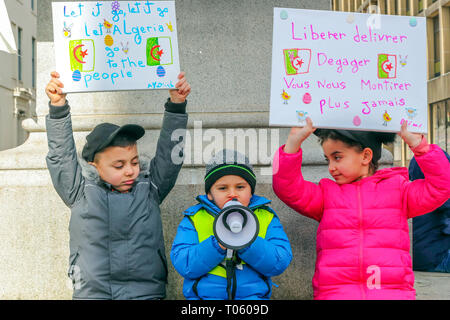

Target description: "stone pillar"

left=426, top=17, right=435, bottom=80
left=386, top=0, right=395, bottom=15
left=0, top=0, right=392, bottom=300
left=439, top=6, right=450, bottom=75
left=377, top=0, right=385, bottom=14
left=399, top=0, right=407, bottom=15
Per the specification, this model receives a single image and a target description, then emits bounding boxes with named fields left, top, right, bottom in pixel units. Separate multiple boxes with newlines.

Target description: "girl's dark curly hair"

left=316, top=129, right=396, bottom=173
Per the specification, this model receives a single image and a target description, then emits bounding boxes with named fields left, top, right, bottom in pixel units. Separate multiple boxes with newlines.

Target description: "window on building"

left=406, top=0, right=410, bottom=15
left=32, top=37, right=36, bottom=88
left=31, top=0, right=34, bottom=10
left=18, top=27, right=22, bottom=81
left=431, top=100, right=449, bottom=153
left=418, top=0, right=423, bottom=13
left=394, top=0, right=398, bottom=15
left=383, top=0, right=388, bottom=14
left=433, top=16, right=440, bottom=77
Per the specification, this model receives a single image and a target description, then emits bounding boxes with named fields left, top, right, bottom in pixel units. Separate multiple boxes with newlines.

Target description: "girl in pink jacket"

left=272, top=119, right=450, bottom=300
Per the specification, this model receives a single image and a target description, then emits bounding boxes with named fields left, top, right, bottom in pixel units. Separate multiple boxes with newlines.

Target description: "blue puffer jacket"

left=170, top=194, right=292, bottom=300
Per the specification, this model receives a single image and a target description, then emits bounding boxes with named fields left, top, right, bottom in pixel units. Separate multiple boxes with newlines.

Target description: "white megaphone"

left=213, top=199, right=259, bottom=250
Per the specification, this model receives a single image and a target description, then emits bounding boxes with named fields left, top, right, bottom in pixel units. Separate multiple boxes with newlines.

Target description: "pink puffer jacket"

left=273, top=143, right=450, bottom=300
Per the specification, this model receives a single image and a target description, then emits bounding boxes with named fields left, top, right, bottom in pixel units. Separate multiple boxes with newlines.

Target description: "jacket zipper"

left=357, top=184, right=366, bottom=299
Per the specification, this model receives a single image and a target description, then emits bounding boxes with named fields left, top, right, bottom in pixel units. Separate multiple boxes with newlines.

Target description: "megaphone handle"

left=225, top=249, right=236, bottom=300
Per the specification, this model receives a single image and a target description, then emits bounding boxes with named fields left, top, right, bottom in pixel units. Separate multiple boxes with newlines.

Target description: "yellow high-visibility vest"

left=189, top=207, right=274, bottom=278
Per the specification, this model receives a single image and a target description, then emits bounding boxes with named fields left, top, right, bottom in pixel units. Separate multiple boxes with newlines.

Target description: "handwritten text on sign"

left=269, top=8, right=427, bottom=133
left=52, top=1, right=180, bottom=93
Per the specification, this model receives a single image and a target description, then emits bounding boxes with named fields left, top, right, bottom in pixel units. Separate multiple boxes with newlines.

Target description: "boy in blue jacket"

left=171, top=149, right=292, bottom=300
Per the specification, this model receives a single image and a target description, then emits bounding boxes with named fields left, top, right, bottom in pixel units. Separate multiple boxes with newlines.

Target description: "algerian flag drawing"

left=378, top=54, right=397, bottom=79
left=146, top=36, right=173, bottom=66
left=69, top=39, right=95, bottom=72
left=283, top=48, right=311, bottom=75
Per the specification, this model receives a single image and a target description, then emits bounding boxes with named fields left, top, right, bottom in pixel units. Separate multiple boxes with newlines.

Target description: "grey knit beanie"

left=204, top=149, right=256, bottom=194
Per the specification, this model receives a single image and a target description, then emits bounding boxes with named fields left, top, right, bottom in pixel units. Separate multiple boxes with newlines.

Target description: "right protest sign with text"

left=269, top=8, right=427, bottom=133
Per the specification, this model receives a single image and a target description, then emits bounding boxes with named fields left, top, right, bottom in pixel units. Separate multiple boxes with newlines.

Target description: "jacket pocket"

left=157, top=248, right=168, bottom=284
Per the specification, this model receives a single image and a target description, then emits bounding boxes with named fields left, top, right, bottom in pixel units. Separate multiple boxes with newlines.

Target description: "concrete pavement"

left=415, top=271, right=450, bottom=300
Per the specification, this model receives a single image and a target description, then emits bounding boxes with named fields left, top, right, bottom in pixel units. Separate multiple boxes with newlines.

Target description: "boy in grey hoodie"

left=45, top=71, right=190, bottom=299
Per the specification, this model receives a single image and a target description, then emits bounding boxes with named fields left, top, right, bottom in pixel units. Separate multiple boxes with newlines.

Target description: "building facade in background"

left=332, top=0, right=450, bottom=165
left=0, top=0, right=37, bottom=151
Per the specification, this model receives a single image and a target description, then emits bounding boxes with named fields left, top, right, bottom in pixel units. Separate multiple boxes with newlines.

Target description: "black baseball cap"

left=82, top=123, right=145, bottom=162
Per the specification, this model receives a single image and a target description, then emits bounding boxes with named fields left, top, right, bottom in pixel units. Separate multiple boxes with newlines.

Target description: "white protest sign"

left=52, top=1, right=180, bottom=93
left=269, top=8, right=427, bottom=133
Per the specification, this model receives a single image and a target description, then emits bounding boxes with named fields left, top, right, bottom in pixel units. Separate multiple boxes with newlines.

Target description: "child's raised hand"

left=169, top=71, right=191, bottom=104
left=45, top=71, right=67, bottom=106
left=398, top=121, right=423, bottom=149
left=284, top=117, right=316, bottom=154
